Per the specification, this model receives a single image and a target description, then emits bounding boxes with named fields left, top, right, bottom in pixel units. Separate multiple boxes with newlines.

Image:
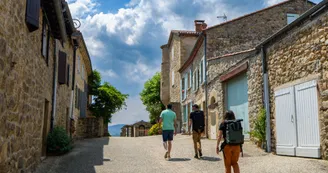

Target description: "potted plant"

left=249, top=108, right=266, bottom=149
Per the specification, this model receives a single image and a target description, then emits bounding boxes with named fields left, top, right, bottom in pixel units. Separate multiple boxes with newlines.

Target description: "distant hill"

left=108, top=124, right=125, bottom=136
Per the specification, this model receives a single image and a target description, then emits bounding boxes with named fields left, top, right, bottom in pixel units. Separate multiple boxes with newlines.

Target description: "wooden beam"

left=220, top=62, right=248, bottom=82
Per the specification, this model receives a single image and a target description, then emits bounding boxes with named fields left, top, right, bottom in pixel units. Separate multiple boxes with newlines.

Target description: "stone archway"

left=139, top=125, right=146, bottom=137
left=208, top=90, right=218, bottom=139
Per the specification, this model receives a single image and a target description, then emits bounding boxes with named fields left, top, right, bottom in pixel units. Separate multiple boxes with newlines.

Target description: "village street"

left=35, top=135, right=328, bottom=173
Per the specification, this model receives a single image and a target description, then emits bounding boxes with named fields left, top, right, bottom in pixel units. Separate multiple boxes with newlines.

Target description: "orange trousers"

left=192, top=130, right=202, bottom=154
left=223, top=145, right=241, bottom=173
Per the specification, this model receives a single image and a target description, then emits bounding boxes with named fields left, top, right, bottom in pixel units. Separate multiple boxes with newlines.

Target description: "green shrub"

left=47, top=126, right=73, bottom=154
left=249, top=108, right=266, bottom=145
left=148, top=123, right=162, bottom=136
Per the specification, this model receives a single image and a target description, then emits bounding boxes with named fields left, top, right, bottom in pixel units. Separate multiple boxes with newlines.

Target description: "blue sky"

left=67, top=0, right=321, bottom=125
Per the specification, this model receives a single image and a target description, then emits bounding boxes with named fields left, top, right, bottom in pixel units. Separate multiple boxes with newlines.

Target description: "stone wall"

left=265, top=10, right=328, bottom=158
left=169, top=34, right=181, bottom=103
left=76, top=117, right=104, bottom=139
left=160, top=45, right=170, bottom=105
left=207, top=50, right=264, bottom=136
left=55, top=40, right=74, bottom=131
left=206, top=0, right=314, bottom=59
left=0, top=1, right=54, bottom=172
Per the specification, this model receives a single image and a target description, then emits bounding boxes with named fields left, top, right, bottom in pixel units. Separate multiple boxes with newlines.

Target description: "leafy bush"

left=47, top=126, right=73, bottom=154
left=249, top=108, right=266, bottom=145
left=148, top=123, right=162, bottom=136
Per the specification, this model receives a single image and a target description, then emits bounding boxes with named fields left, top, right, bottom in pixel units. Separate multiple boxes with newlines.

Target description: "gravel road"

left=35, top=135, right=328, bottom=173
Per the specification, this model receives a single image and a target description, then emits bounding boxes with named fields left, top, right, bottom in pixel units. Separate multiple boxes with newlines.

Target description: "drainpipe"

left=204, top=33, right=208, bottom=139
left=261, top=46, right=271, bottom=153
left=51, top=39, right=58, bottom=131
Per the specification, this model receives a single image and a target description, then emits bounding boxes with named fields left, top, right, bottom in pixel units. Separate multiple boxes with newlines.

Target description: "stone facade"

left=206, top=0, right=314, bottom=58
left=0, top=0, right=93, bottom=172
left=76, top=117, right=104, bottom=139
left=120, top=121, right=152, bottom=137
left=204, top=0, right=314, bottom=139
left=207, top=51, right=263, bottom=138
left=161, top=30, right=199, bottom=132
left=262, top=6, right=328, bottom=158
left=0, top=1, right=55, bottom=172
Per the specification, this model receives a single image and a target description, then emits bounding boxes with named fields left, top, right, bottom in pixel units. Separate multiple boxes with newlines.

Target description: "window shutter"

left=25, top=0, right=41, bottom=32
left=189, top=69, right=192, bottom=88
left=203, top=58, right=206, bottom=83
left=184, top=73, right=188, bottom=98
left=67, top=65, right=70, bottom=86
left=58, top=51, right=67, bottom=85
left=41, top=20, right=47, bottom=57
left=75, top=86, right=78, bottom=108
left=180, top=78, right=182, bottom=101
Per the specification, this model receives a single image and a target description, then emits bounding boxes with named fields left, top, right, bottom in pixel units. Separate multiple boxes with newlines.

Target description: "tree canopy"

left=140, top=72, right=165, bottom=124
left=89, top=70, right=128, bottom=124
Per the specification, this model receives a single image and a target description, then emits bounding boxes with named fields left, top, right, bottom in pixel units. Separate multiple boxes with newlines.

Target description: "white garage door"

left=275, top=80, right=321, bottom=158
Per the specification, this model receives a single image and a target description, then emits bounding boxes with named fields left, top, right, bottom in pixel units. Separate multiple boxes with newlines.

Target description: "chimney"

left=194, top=20, right=207, bottom=32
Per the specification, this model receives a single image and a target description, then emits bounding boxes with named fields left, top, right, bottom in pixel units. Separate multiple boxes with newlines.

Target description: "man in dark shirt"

left=188, top=104, right=205, bottom=158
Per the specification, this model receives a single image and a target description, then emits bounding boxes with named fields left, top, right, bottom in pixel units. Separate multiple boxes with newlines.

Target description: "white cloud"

left=97, top=69, right=118, bottom=78
left=67, top=0, right=97, bottom=18
left=123, top=59, right=160, bottom=84
left=263, top=0, right=286, bottom=6
left=110, top=96, right=149, bottom=125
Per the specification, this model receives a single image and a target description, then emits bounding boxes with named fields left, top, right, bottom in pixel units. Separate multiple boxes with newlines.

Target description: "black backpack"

left=192, top=111, right=205, bottom=132
left=224, top=119, right=244, bottom=145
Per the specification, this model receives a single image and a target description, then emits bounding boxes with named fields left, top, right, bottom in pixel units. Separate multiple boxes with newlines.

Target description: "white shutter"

left=189, top=69, right=192, bottom=88
left=192, top=71, right=195, bottom=91
left=180, top=78, right=182, bottom=101
left=203, top=57, right=206, bottom=83
left=184, top=73, right=188, bottom=98
left=171, top=46, right=174, bottom=61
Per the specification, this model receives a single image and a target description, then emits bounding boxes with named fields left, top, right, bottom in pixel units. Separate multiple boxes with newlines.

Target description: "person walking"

left=216, top=110, right=243, bottom=173
left=188, top=104, right=205, bottom=159
left=159, top=104, right=177, bottom=160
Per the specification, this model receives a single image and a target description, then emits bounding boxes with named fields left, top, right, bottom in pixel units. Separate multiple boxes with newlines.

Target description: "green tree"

left=89, top=70, right=128, bottom=124
left=140, top=72, right=165, bottom=124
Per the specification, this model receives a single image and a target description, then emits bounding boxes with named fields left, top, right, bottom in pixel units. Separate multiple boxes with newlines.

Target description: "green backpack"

left=224, top=119, right=244, bottom=145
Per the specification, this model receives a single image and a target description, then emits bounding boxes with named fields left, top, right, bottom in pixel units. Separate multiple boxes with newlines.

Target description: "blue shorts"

left=162, top=130, right=174, bottom=142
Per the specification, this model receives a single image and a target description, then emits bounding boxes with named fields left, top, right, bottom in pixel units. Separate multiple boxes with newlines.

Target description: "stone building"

left=120, top=121, right=152, bottom=137
left=160, top=28, right=201, bottom=133
left=173, top=0, right=314, bottom=139
left=0, top=0, right=93, bottom=172
left=255, top=0, right=328, bottom=159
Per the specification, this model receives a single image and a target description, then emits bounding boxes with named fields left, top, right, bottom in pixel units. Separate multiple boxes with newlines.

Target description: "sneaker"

left=166, top=153, right=171, bottom=161
left=163, top=142, right=167, bottom=151
left=199, top=150, right=203, bottom=157
left=194, top=154, right=199, bottom=159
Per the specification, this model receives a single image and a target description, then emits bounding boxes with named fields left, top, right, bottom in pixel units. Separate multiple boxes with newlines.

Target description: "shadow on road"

left=200, top=156, right=221, bottom=162
left=35, top=137, right=110, bottom=173
left=169, top=158, right=191, bottom=162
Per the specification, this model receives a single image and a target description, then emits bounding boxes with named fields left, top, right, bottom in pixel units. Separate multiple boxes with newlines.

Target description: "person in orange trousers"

left=216, top=111, right=241, bottom=173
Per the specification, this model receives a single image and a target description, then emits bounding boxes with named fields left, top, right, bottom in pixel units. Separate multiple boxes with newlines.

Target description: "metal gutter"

left=204, top=33, right=209, bottom=139
left=51, top=40, right=58, bottom=131
left=261, top=46, right=271, bottom=153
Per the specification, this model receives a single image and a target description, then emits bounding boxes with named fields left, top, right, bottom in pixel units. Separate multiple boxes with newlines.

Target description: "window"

left=77, top=56, right=81, bottom=74
left=181, top=77, right=185, bottom=100
left=41, top=17, right=50, bottom=64
left=58, top=51, right=67, bottom=85
left=193, top=71, right=196, bottom=91
left=287, top=13, right=299, bottom=24
left=197, top=69, right=200, bottom=89
left=172, top=71, right=175, bottom=86
left=200, top=59, right=203, bottom=83
left=82, top=64, right=85, bottom=80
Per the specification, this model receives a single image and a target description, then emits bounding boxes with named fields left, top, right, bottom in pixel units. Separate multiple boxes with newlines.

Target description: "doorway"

left=42, top=99, right=50, bottom=157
